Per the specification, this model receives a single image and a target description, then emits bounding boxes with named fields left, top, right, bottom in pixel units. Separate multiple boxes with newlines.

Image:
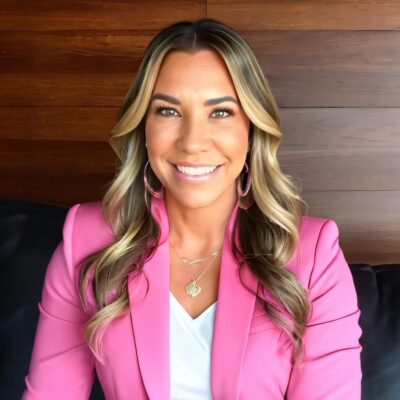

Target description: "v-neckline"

left=170, top=291, right=217, bottom=322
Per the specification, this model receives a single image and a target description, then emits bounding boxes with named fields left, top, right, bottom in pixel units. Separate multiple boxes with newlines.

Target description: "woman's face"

left=145, top=49, right=250, bottom=210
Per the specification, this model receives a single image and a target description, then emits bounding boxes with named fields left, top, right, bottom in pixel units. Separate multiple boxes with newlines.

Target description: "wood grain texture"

left=1, top=30, right=399, bottom=107
left=278, top=108, right=400, bottom=191
left=0, top=0, right=205, bottom=30
left=242, top=30, right=400, bottom=107
left=280, top=146, right=400, bottom=191
left=280, top=108, right=400, bottom=147
left=208, top=0, right=400, bottom=30
left=0, top=139, right=117, bottom=205
left=0, top=0, right=398, bottom=263
left=302, top=190, right=400, bottom=264
left=0, top=106, right=118, bottom=141
left=0, top=31, right=149, bottom=73
left=1, top=105, right=399, bottom=145
left=278, top=107, right=400, bottom=258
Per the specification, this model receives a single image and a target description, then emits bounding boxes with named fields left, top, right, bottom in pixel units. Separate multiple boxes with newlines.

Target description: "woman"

left=23, top=18, right=362, bottom=399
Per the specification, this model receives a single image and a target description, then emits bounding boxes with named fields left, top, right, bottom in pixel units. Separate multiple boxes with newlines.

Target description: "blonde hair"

left=78, top=18, right=310, bottom=368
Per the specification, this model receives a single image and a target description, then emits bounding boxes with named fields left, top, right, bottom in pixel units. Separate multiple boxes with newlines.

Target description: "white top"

left=170, top=291, right=218, bottom=400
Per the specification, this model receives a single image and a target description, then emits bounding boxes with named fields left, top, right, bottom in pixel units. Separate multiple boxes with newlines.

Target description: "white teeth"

left=176, top=165, right=218, bottom=175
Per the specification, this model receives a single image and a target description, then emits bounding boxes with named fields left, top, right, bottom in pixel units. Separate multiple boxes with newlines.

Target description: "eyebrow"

left=150, top=92, right=239, bottom=106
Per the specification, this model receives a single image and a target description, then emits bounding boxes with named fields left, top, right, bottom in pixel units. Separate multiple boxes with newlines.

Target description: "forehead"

left=153, top=49, right=236, bottom=94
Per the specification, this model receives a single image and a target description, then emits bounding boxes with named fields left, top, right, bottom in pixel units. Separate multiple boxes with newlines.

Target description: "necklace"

left=170, top=241, right=221, bottom=297
left=181, top=251, right=220, bottom=265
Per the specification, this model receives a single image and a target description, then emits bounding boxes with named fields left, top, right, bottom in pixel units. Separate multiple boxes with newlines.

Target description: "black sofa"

left=0, top=199, right=399, bottom=399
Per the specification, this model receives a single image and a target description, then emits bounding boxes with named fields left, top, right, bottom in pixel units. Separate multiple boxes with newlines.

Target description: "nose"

left=176, top=114, right=212, bottom=154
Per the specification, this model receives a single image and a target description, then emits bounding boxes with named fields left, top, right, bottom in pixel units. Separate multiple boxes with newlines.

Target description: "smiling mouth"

left=171, top=163, right=224, bottom=180
left=176, top=166, right=218, bottom=176
left=174, top=164, right=222, bottom=172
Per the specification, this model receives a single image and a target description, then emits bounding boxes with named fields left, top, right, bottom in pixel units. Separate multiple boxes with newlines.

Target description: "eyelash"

left=155, top=104, right=235, bottom=119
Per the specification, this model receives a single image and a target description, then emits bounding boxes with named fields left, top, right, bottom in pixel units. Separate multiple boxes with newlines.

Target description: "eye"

left=212, top=106, right=234, bottom=118
left=155, top=104, right=235, bottom=119
left=155, top=105, right=179, bottom=118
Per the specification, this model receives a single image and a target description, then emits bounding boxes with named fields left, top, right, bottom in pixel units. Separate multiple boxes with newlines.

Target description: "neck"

left=164, top=189, right=238, bottom=257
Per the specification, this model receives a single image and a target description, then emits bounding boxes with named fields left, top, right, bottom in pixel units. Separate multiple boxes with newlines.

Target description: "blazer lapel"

left=211, top=220, right=258, bottom=400
left=128, top=196, right=171, bottom=400
left=128, top=196, right=259, bottom=400
left=210, top=213, right=259, bottom=400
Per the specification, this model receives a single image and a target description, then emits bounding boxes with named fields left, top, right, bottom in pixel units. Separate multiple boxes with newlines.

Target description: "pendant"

left=186, top=280, right=202, bottom=297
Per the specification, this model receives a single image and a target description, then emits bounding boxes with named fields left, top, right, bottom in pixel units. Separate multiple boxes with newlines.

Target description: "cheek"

left=144, top=118, right=154, bottom=143
left=220, top=115, right=249, bottom=147
left=217, top=128, right=249, bottom=156
left=145, top=120, right=173, bottom=153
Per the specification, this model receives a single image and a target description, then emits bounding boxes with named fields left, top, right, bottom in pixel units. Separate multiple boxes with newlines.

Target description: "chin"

left=168, top=190, right=221, bottom=209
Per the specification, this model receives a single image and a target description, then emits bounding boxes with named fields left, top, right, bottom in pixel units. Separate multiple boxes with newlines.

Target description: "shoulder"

left=63, top=201, right=116, bottom=266
left=300, top=215, right=341, bottom=263
left=282, top=215, right=359, bottom=325
left=67, top=200, right=110, bottom=230
left=286, top=215, right=343, bottom=290
left=297, top=216, right=359, bottom=325
left=299, top=215, right=338, bottom=239
left=40, top=201, right=114, bottom=319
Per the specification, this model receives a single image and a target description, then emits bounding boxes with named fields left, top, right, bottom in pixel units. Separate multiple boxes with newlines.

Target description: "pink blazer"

left=22, top=196, right=362, bottom=399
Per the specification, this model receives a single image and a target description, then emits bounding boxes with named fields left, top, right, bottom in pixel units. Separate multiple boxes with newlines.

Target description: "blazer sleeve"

left=285, top=219, right=363, bottom=400
left=22, top=203, right=95, bottom=400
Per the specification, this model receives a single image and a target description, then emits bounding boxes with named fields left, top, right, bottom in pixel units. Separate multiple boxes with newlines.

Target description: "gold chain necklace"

left=170, top=241, right=221, bottom=297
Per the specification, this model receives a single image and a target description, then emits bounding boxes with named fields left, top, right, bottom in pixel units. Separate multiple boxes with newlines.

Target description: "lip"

left=170, top=162, right=223, bottom=184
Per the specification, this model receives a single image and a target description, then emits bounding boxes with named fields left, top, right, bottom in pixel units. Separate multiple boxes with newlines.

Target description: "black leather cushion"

left=0, top=199, right=104, bottom=400
left=352, top=263, right=400, bottom=399
left=0, top=199, right=399, bottom=399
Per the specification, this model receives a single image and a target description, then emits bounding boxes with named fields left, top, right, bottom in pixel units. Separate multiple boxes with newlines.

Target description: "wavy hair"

left=78, top=18, right=310, bottom=368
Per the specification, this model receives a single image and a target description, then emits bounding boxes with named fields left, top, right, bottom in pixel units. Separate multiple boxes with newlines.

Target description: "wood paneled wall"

left=0, top=1, right=399, bottom=263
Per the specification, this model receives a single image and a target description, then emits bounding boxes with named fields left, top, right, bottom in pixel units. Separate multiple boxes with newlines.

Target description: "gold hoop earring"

left=237, top=162, right=252, bottom=209
left=143, top=160, right=164, bottom=198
